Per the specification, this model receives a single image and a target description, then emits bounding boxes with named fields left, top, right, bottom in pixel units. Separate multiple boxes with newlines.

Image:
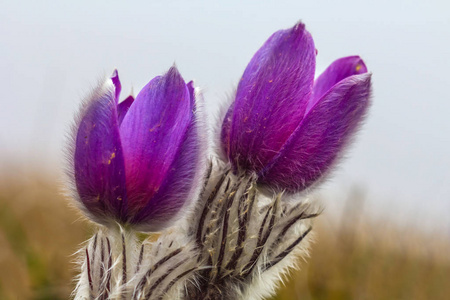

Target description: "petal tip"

left=110, top=69, right=121, bottom=101
left=187, top=80, right=195, bottom=105
left=290, top=21, right=312, bottom=40
left=353, top=57, right=368, bottom=74
left=167, top=64, right=180, bottom=75
left=353, top=71, right=372, bottom=84
left=164, top=65, right=186, bottom=86
left=342, top=56, right=369, bottom=74
left=111, top=69, right=120, bottom=86
left=292, top=21, right=306, bottom=32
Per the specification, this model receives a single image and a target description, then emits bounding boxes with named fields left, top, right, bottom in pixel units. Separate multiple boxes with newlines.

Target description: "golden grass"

left=0, top=172, right=89, bottom=299
left=0, top=174, right=449, bottom=299
left=271, top=218, right=450, bottom=300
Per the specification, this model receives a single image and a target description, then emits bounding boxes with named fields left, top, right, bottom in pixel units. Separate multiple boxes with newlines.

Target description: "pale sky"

left=1, top=0, right=449, bottom=231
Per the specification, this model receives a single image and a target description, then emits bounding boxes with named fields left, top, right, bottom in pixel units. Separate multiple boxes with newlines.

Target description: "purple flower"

left=71, top=67, right=202, bottom=231
left=221, top=22, right=372, bottom=192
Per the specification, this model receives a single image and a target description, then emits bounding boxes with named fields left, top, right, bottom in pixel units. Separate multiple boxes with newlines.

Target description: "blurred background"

left=1, top=0, right=449, bottom=299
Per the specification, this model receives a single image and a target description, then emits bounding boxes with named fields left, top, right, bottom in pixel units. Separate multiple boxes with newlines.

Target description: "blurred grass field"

left=0, top=172, right=449, bottom=300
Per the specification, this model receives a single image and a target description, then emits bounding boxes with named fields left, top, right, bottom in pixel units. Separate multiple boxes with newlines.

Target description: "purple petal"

left=131, top=110, right=200, bottom=231
left=187, top=80, right=195, bottom=108
left=309, top=56, right=367, bottom=112
left=226, top=22, right=316, bottom=172
left=261, top=73, right=372, bottom=192
left=117, top=95, right=134, bottom=125
left=111, top=69, right=122, bottom=103
left=119, top=67, right=192, bottom=214
left=74, top=77, right=128, bottom=223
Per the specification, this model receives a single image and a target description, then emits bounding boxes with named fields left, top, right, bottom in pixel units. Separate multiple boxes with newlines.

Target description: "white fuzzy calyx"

left=73, top=160, right=319, bottom=300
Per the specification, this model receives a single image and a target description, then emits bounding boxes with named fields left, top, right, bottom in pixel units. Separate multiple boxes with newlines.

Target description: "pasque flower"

left=221, top=22, right=372, bottom=192
left=71, top=67, right=202, bottom=231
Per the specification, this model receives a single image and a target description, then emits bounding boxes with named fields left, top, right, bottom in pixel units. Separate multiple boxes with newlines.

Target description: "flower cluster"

left=70, top=22, right=370, bottom=231
left=69, top=21, right=372, bottom=300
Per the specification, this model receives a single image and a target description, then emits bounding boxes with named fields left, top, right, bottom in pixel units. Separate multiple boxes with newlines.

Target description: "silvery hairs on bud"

left=73, top=159, right=319, bottom=300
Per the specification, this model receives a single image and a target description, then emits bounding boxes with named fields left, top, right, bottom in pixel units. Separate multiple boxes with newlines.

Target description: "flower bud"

left=71, top=67, right=203, bottom=231
left=221, top=23, right=372, bottom=192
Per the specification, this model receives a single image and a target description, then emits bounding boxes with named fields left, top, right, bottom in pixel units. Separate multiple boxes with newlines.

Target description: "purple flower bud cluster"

left=69, top=22, right=371, bottom=232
